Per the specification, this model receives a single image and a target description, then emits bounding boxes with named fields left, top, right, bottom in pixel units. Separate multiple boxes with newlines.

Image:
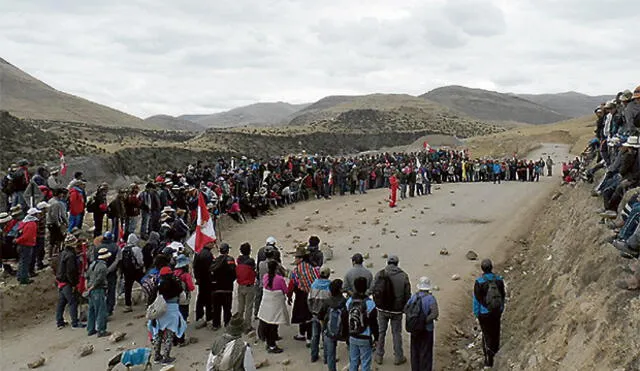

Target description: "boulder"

left=451, top=274, right=461, bottom=281
left=465, top=251, right=478, bottom=260
left=255, top=359, right=270, bottom=369
left=78, top=344, right=94, bottom=357
left=439, top=248, right=449, bottom=256
left=27, top=356, right=45, bottom=369
left=109, top=332, right=126, bottom=343
left=281, top=359, right=291, bottom=365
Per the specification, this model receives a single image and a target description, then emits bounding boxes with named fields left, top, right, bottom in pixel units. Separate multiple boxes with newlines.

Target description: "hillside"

left=519, top=91, right=613, bottom=118
left=183, top=102, right=309, bottom=128
left=421, top=85, right=569, bottom=125
left=0, top=57, right=155, bottom=129
left=144, top=114, right=204, bottom=132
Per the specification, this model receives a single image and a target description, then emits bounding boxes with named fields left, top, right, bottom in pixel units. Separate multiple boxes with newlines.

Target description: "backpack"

left=484, top=277, right=504, bottom=314
left=373, top=271, right=394, bottom=310
left=207, top=339, right=248, bottom=371
left=347, top=298, right=368, bottom=336
left=86, top=194, right=97, bottom=213
left=404, top=294, right=427, bottom=333
left=325, top=305, right=348, bottom=341
left=121, top=245, right=139, bottom=274
left=141, top=270, right=160, bottom=304
left=146, top=293, right=167, bottom=320
left=177, top=272, right=191, bottom=305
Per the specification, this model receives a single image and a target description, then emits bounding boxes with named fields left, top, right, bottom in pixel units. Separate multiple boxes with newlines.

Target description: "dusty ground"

left=0, top=144, right=569, bottom=371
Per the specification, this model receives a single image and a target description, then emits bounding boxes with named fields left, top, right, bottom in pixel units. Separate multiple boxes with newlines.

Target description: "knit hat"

left=159, top=266, right=173, bottom=276
left=102, top=231, right=114, bottom=242
left=0, top=212, right=11, bottom=224
left=98, top=248, right=112, bottom=260
left=226, top=313, right=244, bottom=337
left=65, top=234, right=79, bottom=246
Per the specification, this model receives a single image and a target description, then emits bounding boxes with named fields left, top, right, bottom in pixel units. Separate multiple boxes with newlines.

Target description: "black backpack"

left=348, top=298, right=368, bottom=336
left=121, top=245, right=139, bottom=273
left=325, top=304, right=348, bottom=341
left=404, top=294, right=427, bottom=333
left=373, top=271, right=394, bottom=309
left=484, top=277, right=504, bottom=314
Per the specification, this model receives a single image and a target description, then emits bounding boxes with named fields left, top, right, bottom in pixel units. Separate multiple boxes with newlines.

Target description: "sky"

left=1, top=0, right=638, bottom=118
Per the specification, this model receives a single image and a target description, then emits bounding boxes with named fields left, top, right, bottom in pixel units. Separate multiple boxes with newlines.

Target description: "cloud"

left=0, top=0, right=637, bottom=117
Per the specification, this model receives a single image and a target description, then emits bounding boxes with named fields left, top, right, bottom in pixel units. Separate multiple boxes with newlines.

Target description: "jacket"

left=193, top=247, right=214, bottom=286
left=346, top=295, right=379, bottom=341
left=343, top=264, right=373, bottom=295
left=256, top=245, right=281, bottom=265
left=56, top=247, right=80, bottom=286
left=68, top=186, right=85, bottom=216
left=308, top=278, right=331, bottom=315
left=125, top=194, right=142, bottom=217
left=307, top=245, right=324, bottom=267
left=236, top=255, right=257, bottom=286
left=405, top=292, right=439, bottom=331
left=473, top=273, right=506, bottom=317
left=373, top=265, right=411, bottom=313
left=211, top=254, right=236, bottom=291
left=47, top=197, right=68, bottom=226
left=87, top=259, right=108, bottom=290
left=15, top=217, right=38, bottom=247
left=158, top=274, right=183, bottom=301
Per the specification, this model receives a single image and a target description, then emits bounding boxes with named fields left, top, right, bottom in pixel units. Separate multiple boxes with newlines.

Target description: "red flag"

left=59, top=151, right=68, bottom=176
left=186, top=192, right=216, bottom=253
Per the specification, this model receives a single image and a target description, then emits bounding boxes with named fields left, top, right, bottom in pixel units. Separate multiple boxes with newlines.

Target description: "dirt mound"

left=0, top=272, right=57, bottom=331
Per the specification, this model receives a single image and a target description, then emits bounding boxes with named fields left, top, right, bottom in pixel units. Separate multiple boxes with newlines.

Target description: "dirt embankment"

left=448, top=181, right=640, bottom=370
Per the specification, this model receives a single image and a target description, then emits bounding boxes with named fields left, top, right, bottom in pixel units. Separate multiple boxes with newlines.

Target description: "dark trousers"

left=212, top=292, right=232, bottom=328
left=30, top=236, right=45, bottom=273
left=195, top=284, right=213, bottom=322
left=93, top=213, right=105, bottom=237
left=260, top=320, right=279, bottom=348
left=299, top=321, right=312, bottom=339
left=123, top=271, right=143, bottom=307
left=410, top=330, right=434, bottom=371
left=47, top=224, right=64, bottom=259
left=56, top=284, right=79, bottom=327
left=106, top=273, right=117, bottom=315
left=478, top=314, right=501, bottom=367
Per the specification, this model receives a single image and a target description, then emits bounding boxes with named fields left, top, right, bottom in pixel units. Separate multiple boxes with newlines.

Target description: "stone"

left=189, top=337, right=199, bottom=344
left=465, top=250, right=478, bottom=260
left=450, top=190, right=455, bottom=194
left=104, top=348, right=111, bottom=352
left=281, top=359, right=291, bottom=365
left=298, top=226, right=308, bottom=232
left=451, top=202, right=456, bottom=207
left=109, top=331, right=126, bottom=343
left=357, top=208, right=367, bottom=212
left=410, top=232, right=417, bottom=237
left=432, top=285, right=440, bottom=291
left=421, top=211, right=424, bottom=214
left=314, top=209, right=320, bottom=214
left=382, top=253, right=388, bottom=259
left=361, top=221, right=367, bottom=224
left=365, top=262, right=374, bottom=268
left=286, top=222, right=291, bottom=227
left=375, top=244, right=380, bottom=248
left=363, top=253, right=370, bottom=259
left=78, top=344, right=94, bottom=357
left=451, top=274, right=461, bottom=281
left=255, top=359, right=270, bottom=369
left=552, top=192, right=562, bottom=200
left=285, top=234, right=292, bottom=239
left=304, top=216, right=311, bottom=222
left=116, top=346, right=125, bottom=351
left=439, top=248, right=449, bottom=256
left=395, top=235, right=400, bottom=239
left=430, top=231, right=436, bottom=236
left=373, top=218, right=380, bottom=225
left=27, top=356, right=45, bottom=369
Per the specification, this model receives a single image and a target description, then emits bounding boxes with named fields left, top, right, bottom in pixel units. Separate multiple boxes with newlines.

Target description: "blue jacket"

left=406, top=292, right=439, bottom=331
left=473, top=273, right=505, bottom=317
left=493, top=164, right=502, bottom=174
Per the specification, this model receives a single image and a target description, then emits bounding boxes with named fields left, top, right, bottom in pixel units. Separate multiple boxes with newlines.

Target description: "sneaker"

left=154, top=355, right=163, bottom=363
left=122, top=306, right=133, bottom=313
left=374, top=355, right=383, bottom=365
left=620, top=248, right=639, bottom=259
left=394, top=356, right=407, bottom=366
left=97, top=331, right=112, bottom=338
left=612, top=239, right=630, bottom=251
left=293, top=334, right=306, bottom=341
left=162, top=356, right=176, bottom=364
left=87, top=330, right=97, bottom=336
left=267, top=346, right=283, bottom=354
left=72, top=323, right=87, bottom=329
left=57, top=323, right=67, bottom=330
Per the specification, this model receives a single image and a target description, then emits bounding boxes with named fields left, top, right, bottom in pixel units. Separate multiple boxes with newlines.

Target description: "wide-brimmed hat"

left=623, top=136, right=640, bottom=148
left=294, top=246, right=309, bottom=258
left=162, top=206, right=175, bottom=214
left=98, top=248, right=112, bottom=260
left=36, top=201, right=50, bottom=210
left=27, top=207, right=41, bottom=216
left=0, top=212, right=12, bottom=224
left=620, top=89, right=633, bottom=102
left=633, top=85, right=640, bottom=100
left=417, top=276, right=432, bottom=291
left=226, top=313, right=245, bottom=337
left=175, top=254, right=190, bottom=269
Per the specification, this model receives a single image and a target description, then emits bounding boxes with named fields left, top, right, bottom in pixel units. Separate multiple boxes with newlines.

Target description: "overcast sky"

left=1, top=0, right=638, bottom=118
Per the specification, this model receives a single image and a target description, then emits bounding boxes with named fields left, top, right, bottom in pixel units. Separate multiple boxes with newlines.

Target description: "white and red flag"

left=186, top=192, right=217, bottom=253
left=59, top=151, right=68, bottom=176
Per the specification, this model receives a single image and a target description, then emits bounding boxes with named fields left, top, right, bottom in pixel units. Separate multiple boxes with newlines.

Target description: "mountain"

left=144, top=114, right=205, bottom=132
left=420, top=85, right=570, bottom=124
left=517, top=91, right=613, bottom=118
left=182, top=102, right=310, bottom=128
left=0, top=57, right=156, bottom=129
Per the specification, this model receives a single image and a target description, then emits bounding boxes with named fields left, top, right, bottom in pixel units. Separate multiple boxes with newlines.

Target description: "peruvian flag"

left=59, top=151, right=68, bottom=176
left=186, top=192, right=217, bottom=253
left=423, top=141, right=430, bottom=151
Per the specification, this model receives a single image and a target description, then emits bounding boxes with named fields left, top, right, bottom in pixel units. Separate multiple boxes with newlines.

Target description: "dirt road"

left=0, top=144, right=570, bottom=371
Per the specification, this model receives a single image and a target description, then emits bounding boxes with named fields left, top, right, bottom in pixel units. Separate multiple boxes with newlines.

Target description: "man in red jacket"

left=389, top=173, right=399, bottom=208
left=68, top=181, right=86, bottom=232
left=235, top=242, right=256, bottom=332
left=15, top=208, right=39, bottom=284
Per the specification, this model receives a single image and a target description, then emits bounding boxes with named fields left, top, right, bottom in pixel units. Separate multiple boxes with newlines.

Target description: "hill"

left=0, top=57, right=155, bottom=129
left=518, top=91, right=613, bottom=117
left=421, top=85, right=570, bottom=125
left=182, top=102, right=310, bottom=128
left=144, top=114, right=204, bottom=131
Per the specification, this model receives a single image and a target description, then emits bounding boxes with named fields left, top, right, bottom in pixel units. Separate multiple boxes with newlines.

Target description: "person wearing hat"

left=9, top=159, right=30, bottom=210
left=473, top=259, right=506, bottom=368
left=287, top=246, right=319, bottom=346
left=86, top=247, right=111, bottom=337
left=14, top=207, right=40, bottom=284
left=137, top=182, right=156, bottom=240
left=193, top=241, right=215, bottom=329
left=124, top=184, right=142, bottom=240
left=254, top=244, right=287, bottom=322
left=149, top=266, right=186, bottom=364
left=372, top=255, right=411, bottom=366
left=0, top=212, right=17, bottom=276
left=173, top=253, right=195, bottom=345
left=624, top=85, right=640, bottom=136
left=601, top=136, right=640, bottom=219
left=55, top=235, right=84, bottom=329
left=47, top=188, right=68, bottom=260
left=47, top=167, right=60, bottom=189
left=87, top=183, right=109, bottom=238
left=344, top=253, right=374, bottom=297
left=96, top=231, right=121, bottom=316
left=31, top=201, right=50, bottom=273
left=308, top=266, right=332, bottom=363
left=256, top=236, right=281, bottom=267
left=210, top=243, right=237, bottom=330
left=257, top=259, right=289, bottom=354
left=205, top=313, right=257, bottom=371
left=405, top=277, right=439, bottom=371
left=236, top=242, right=257, bottom=333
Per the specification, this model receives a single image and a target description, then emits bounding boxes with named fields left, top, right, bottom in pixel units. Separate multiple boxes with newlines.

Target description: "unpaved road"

left=0, top=144, right=570, bottom=371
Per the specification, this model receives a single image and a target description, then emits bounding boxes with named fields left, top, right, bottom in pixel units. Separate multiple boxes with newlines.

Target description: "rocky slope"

left=519, top=91, right=613, bottom=118
left=143, top=114, right=205, bottom=131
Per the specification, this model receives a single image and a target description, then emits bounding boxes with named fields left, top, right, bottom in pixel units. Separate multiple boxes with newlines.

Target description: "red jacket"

left=69, top=187, right=85, bottom=216
left=15, top=220, right=37, bottom=247
left=236, top=255, right=256, bottom=286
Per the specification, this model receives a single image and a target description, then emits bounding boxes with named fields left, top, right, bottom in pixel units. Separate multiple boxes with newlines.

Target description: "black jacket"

left=308, top=245, right=323, bottom=267
left=56, top=247, right=79, bottom=286
left=193, top=248, right=214, bottom=286
left=211, top=254, right=236, bottom=291
left=256, top=245, right=281, bottom=265
left=372, top=265, right=411, bottom=313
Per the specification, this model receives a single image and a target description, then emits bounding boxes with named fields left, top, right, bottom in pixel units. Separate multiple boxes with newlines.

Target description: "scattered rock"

left=255, top=359, right=270, bottom=369
left=382, top=253, right=388, bottom=259
left=109, top=332, right=127, bottom=343
left=410, top=232, right=417, bottom=237
left=451, top=274, right=461, bottom=281
left=78, top=344, right=94, bottom=357
left=465, top=251, right=478, bottom=260
left=304, top=216, right=311, bottom=222
left=421, top=211, right=424, bottom=214
left=439, top=248, right=449, bottom=256
left=361, top=221, right=367, bottom=225
left=298, top=226, right=308, bottom=232
left=411, top=216, right=416, bottom=219
left=27, top=356, right=45, bottom=369
left=451, top=202, right=456, bottom=207
left=348, top=247, right=352, bottom=251
left=395, top=235, right=400, bottom=239
left=189, top=337, right=199, bottom=344
left=104, top=348, right=111, bottom=352
left=434, top=186, right=441, bottom=190
left=365, top=262, right=374, bottom=268
left=389, top=230, right=396, bottom=233
left=363, top=253, right=370, bottom=259
left=353, top=235, right=361, bottom=240
left=314, top=209, right=320, bottom=214
left=160, top=365, right=176, bottom=371
left=377, top=208, right=384, bottom=213
left=430, top=231, right=436, bottom=236
left=552, top=192, right=562, bottom=200
left=116, top=346, right=125, bottom=351
left=281, top=359, right=291, bottom=365
left=432, top=285, right=440, bottom=291
left=373, top=218, right=380, bottom=225
left=375, top=244, right=380, bottom=248
left=357, top=208, right=367, bottom=213
left=285, top=234, right=292, bottom=239
left=125, top=322, right=133, bottom=327
left=286, top=222, right=291, bottom=227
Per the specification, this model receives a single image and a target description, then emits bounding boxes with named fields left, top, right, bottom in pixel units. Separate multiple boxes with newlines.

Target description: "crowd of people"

left=3, top=139, right=556, bottom=370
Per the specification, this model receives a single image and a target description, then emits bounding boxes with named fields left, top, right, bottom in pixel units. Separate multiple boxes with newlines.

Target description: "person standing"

left=236, top=242, right=257, bottom=332
left=121, top=234, right=145, bottom=313
left=389, top=172, right=399, bottom=208
left=89, top=183, right=109, bottom=238
left=287, top=246, right=319, bottom=346
left=492, top=162, right=502, bottom=185
left=194, top=241, right=215, bottom=329
left=55, top=235, right=84, bottom=329
left=405, top=277, right=439, bottom=371
left=210, top=243, right=236, bottom=330
left=307, top=235, right=324, bottom=268
left=372, top=255, right=411, bottom=366
left=124, top=184, right=142, bottom=240
left=307, top=266, right=332, bottom=363
left=174, top=254, right=195, bottom=346
left=347, top=276, right=379, bottom=371
left=32, top=201, right=49, bottom=273
left=149, top=266, right=186, bottom=364
left=86, top=247, right=111, bottom=337
left=473, top=259, right=506, bottom=369
left=546, top=156, right=554, bottom=177
left=257, top=260, right=289, bottom=354
left=322, top=279, right=349, bottom=371
left=47, top=188, right=68, bottom=260
left=15, top=207, right=39, bottom=284
left=68, top=180, right=86, bottom=232
left=343, top=253, right=373, bottom=296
